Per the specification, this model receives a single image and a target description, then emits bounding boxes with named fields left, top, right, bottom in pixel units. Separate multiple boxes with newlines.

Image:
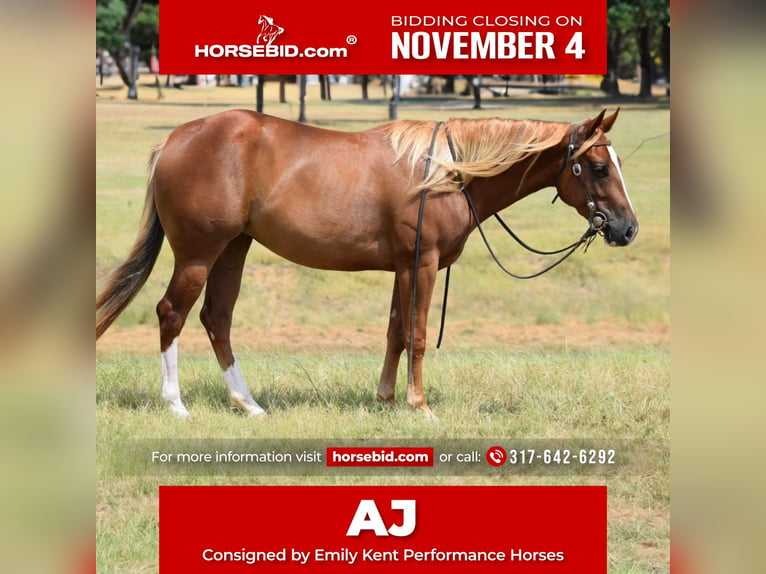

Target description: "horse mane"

left=383, top=118, right=575, bottom=191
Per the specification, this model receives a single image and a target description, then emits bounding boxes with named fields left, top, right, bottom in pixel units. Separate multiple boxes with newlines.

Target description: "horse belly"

left=256, top=229, right=392, bottom=271
left=246, top=201, right=395, bottom=271
left=232, top=113, right=404, bottom=271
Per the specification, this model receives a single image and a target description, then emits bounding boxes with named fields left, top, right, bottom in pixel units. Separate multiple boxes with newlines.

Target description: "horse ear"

left=600, top=108, right=620, bottom=134
left=581, top=109, right=607, bottom=139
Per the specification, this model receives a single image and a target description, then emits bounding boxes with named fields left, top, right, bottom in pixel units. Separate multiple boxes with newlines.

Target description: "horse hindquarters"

left=151, top=122, right=267, bottom=416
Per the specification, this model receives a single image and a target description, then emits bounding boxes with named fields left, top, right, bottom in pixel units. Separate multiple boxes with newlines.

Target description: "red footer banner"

left=159, top=486, right=606, bottom=572
left=159, top=0, right=606, bottom=74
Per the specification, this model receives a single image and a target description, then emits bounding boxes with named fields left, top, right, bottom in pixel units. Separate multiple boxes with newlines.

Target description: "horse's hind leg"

left=156, top=260, right=212, bottom=417
left=200, top=234, right=266, bottom=417
left=377, top=278, right=404, bottom=403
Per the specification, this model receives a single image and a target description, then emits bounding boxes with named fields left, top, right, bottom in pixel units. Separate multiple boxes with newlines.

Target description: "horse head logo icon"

left=257, top=15, right=285, bottom=46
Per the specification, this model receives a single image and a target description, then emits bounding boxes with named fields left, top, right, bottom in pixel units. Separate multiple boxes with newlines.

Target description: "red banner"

left=159, top=0, right=606, bottom=74
left=159, top=486, right=606, bottom=572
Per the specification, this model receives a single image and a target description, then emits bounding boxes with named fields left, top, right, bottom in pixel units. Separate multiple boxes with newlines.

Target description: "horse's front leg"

left=397, top=256, right=439, bottom=420
left=377, top=278, right=404, bottom=403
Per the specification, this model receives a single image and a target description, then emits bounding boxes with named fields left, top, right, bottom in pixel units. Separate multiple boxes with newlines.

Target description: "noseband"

left=552, top=125, right=611, bottom=236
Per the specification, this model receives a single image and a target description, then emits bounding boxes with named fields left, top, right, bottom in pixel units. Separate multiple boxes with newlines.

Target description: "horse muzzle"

left=603, top=217, right=638, bottom=246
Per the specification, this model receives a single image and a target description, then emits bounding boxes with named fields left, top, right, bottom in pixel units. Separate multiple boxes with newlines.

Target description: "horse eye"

left=592, top=163, right=608, bottom=178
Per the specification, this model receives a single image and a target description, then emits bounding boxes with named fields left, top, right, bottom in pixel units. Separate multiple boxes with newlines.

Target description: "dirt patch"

left=96, top=320, right=669, bottom=356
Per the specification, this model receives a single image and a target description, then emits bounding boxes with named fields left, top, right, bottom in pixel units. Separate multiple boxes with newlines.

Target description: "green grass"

left=98, top=348, right=669, bottom=573
left=97, top=347, right=668, bottom=439
left=97, top=82, right=669, bottom=573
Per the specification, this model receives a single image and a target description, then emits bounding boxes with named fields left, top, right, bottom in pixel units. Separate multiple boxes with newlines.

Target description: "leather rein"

left=409, top=120, right=610, bottom=362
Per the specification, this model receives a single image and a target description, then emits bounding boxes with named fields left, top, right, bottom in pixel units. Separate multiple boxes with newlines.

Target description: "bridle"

left=552, top=124, right=611, bottom=235
left=407, top=120, right=614, bottom=370
left=443, top=120, right=610, bottom=280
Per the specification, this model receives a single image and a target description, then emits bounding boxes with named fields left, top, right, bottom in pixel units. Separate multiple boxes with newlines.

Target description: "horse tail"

left=96, top=142, right=166, bottom=339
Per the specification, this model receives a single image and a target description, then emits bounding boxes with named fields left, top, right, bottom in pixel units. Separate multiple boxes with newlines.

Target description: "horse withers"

left=96, top=109, right=636, bottom=419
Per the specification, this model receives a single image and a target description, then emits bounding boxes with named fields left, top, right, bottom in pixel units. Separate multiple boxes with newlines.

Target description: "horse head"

left=554, top=109, right=638, bottom=246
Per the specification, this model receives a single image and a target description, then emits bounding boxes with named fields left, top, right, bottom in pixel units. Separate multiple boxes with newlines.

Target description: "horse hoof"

left=169, top=404, right=190, bottom=418
left=421, top=407, right=438, bottom=422
left=230, top=393, right=268, bottom=417
left=375, top=393, right=396, bottom=404
left=409, top=402, right=438, bottom=422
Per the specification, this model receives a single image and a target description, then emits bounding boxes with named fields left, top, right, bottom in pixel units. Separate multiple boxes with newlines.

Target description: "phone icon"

left=486, top=446, right=506, bottom=467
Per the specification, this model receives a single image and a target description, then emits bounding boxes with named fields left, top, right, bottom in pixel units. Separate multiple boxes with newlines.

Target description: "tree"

left=603, top=0, right=638, bottom=96
left=96, top=0, right=154, bottom=87
left=660, top=22, right=670, bottom=95
left=130, top=3, right=159, bottom=62
left=96, top=0, right=127, bottom=53
left=602, top=0, right=669, bottom=98
left=298, top=76, right=308, bottom=123
left=634, top=0, right=669, bottom=97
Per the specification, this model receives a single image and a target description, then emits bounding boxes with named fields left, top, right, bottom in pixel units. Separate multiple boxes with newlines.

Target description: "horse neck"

left=465, top=146, right=562, bottom=221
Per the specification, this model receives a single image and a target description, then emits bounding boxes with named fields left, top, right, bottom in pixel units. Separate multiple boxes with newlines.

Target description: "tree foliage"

left=96, top=0, right=127, bottom=53
left=96, top=0, right=158, bottom=86
left=130, top=3, right=159, bottom=60
left=605, top=0, right=670, bottom=96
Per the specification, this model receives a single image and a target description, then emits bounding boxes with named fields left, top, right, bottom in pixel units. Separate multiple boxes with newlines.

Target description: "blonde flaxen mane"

left=383, top=117, right=598, bottom=192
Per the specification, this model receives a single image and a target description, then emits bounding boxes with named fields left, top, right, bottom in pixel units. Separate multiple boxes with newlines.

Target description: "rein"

left=410, top=120, right=611, bottom=355
left=452, top=123, right=612, bottom=284
left=408, top=121, right=443, bottom=384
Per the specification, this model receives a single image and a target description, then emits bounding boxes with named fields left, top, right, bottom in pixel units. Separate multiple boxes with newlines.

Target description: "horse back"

left=152, top=110, right=413, bottom=271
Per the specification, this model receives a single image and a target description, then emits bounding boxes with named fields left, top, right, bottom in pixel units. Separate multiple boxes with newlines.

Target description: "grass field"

left=96, top=78, right=670, bottom=573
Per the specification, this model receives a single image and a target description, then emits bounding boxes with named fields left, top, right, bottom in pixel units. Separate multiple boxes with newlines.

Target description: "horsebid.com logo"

left=194, top=14, right=353, bottom=60
left=256, top=15, right=284, bottom=46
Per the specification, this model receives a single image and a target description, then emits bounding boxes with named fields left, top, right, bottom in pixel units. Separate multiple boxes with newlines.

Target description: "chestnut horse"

left=96, top=109, right=636, bottom=419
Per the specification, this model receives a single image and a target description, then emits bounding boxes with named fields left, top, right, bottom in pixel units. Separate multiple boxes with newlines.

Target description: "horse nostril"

left=624, top=226, right=636, bottom=242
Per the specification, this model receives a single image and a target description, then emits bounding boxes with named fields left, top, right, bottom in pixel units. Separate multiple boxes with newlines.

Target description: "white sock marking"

left=223, top=361, right=267, bottom=417
left=160, top=337, right=189, bottom=417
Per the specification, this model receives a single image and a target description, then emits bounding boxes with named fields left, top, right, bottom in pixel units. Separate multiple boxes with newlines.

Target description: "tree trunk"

left=601, top=31, right=621, bottom=97
left=360, top=75, right=369, bottom=100
left=114, top=55, right=132, bottom=87
left=319, top=75, right=332, bottom=100
left=471, top=76, right=482, bottom=109
left=256, top=75, right=265, bottom=112
left=660, top=24, right=670, bottom=95
left=113, top=0, right=144, bottom=88
left=298, top=75, right=307, bottom=123
left=388, top=75, right=400, bottom=120
left=639, top=23, right=654, bottom=98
